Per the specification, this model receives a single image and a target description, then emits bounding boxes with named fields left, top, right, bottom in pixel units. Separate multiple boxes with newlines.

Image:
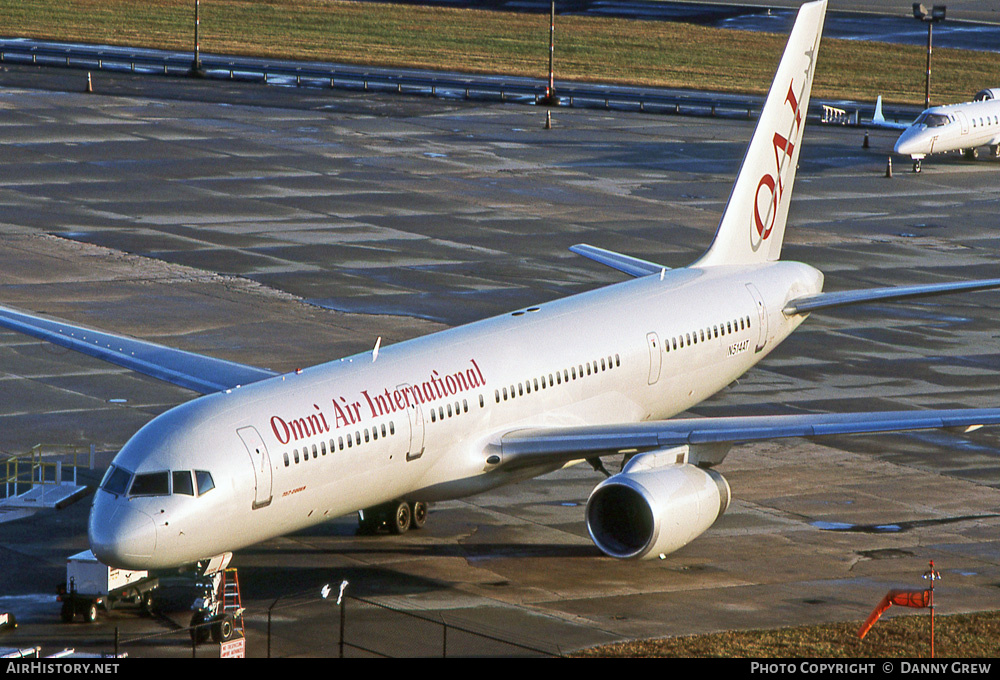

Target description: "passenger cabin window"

left=129, top=471, right=170, bottom=497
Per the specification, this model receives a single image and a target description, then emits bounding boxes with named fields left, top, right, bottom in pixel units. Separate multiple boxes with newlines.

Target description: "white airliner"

left=3, top=0, right=1000, bottom=572
left=874, top=90, right=1000, bottom=171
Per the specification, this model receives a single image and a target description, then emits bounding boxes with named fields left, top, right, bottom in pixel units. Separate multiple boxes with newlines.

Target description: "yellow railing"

left=2, top=444, right=95, bottom=499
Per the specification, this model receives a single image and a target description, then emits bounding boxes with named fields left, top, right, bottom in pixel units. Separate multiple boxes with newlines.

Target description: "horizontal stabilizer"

left=784, top=278, right=1000, bottom=315
left=0, top=304, right=277, bottom=394
left=497, top=408, right=1000, bottom=471
left=570, top=244, right=666, bottom=278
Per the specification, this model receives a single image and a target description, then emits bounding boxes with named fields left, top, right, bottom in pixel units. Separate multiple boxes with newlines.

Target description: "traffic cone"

left=545, top=110, right=552, bottom=130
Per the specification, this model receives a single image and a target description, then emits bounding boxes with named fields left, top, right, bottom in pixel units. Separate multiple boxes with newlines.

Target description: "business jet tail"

left=694, top=0, right=826, bottom=268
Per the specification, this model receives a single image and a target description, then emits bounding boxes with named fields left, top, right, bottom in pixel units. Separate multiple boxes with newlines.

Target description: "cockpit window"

left=915, top=112, right=950, bottom=127
left=173, top=470, right=195, bottom=496
left=101, top=466, right=133, bottom=496
left=129, top=471, right=170, bottom=497
left=195, top=470, right=215, bottom=496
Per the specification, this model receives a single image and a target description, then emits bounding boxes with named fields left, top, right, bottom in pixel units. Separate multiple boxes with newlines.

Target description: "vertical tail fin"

left=693, top=0, right=827, bottom=268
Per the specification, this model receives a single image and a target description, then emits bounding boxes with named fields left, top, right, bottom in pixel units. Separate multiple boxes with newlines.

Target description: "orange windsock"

left=858, top=589, right=931, bottom=639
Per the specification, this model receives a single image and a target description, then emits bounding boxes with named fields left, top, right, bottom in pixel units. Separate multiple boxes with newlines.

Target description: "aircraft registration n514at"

left=4, top=0, right=1000, bottom=571
left=875, top=90, right=1000, bottom=172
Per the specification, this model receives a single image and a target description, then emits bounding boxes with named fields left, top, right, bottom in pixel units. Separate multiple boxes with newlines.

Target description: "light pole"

left=544, top=1, right=556, bottom=105
left=191, top=0, right=205, bottom=76
left=912, top=4, right=946, bottom=109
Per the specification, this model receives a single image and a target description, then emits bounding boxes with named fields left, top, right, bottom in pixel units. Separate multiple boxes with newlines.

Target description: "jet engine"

left=974, top=89, right=1000, bottom=101
left=585, top=453, right=730, bottom=560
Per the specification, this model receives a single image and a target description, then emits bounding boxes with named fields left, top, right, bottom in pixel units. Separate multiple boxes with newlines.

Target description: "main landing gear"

left=357, top=501, right=428, bottom=535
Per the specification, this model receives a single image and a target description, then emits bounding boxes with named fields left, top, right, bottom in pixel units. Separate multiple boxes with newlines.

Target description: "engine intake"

left=586, top=461, right=730, bottom=560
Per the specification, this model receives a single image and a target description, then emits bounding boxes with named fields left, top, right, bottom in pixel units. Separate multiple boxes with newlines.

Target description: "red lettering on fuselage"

left=266, top=358, right=487, bottom=444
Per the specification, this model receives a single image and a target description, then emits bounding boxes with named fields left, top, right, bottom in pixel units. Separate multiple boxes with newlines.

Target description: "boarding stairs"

left=0, top=445, right=93, bottom=522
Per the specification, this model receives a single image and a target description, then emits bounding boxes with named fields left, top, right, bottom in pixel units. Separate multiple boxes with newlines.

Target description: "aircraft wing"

left=0, top=304, right=278, bottom=394
left=783, top=278, right=1000, bottom=315
left=497, top=408, right=1000, bottom=471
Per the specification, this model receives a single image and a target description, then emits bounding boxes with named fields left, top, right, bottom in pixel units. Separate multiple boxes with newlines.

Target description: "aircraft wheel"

left=992, top=145, right=1000, bottom=158
left=212, top=614, right=235, bottom=643
left=390, top=501, right=411, bottom=535
left=965, top=147, right=979, bottom=160
left=190, top=611, right=211, bottom=644
left=411, top=502, right=428, bottom=529
left=913, top=160, right=921, bottom=173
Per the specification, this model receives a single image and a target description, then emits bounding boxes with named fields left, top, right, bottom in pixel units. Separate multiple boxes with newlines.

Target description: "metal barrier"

left=107, top=586, right=561, bottom=657
left=0, top=39, right=871, bottom=124
left=334, top=594, right=560, bottom=658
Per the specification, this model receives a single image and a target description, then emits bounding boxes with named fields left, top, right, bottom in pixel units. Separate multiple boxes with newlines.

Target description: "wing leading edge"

left=497, top=408, right=1000, bottom=472
left=0, top=304, right=277, bottom=394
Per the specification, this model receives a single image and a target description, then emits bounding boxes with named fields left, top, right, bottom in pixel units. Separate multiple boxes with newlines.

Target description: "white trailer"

left=57, top=551, right=159, bottom=622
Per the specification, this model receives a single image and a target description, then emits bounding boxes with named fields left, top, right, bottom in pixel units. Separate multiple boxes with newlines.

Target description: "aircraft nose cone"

left=89, top=497, right=157, bottom=568
left=894, top=129, right=924, bottom=156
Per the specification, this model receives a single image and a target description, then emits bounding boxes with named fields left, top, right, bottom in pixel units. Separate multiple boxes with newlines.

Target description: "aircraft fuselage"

left=89, top=260, right=823, bottom=569
left=895, top=97, right=1000, bottom=160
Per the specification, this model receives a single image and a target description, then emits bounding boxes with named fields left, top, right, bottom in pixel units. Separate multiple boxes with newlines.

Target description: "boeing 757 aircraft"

left=4, top=0, right=1000, bottom=573
left=874, top=90, right=1000, bottom=172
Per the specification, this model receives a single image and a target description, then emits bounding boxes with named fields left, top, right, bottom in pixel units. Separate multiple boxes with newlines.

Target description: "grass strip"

left=4, top=0, right=1000, bottom=104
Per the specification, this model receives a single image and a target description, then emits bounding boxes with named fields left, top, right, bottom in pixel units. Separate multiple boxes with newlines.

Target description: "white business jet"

left=875, top=91, right=1000, bottom=172
left=3, top=0, right=1000, bottom=573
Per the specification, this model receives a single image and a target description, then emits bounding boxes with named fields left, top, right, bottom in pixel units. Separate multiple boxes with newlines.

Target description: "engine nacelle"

left=974, top=89, right=1000, bottom=102
left=585, top=461, right=730, bottom=560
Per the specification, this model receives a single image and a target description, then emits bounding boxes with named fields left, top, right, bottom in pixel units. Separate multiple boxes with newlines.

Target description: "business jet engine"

left=974, top=88, right=1000, bottom=101
left=585, top=451, right=730, bottom=560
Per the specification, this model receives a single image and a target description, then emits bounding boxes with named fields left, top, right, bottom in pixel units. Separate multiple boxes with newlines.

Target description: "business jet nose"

left=894, top=129, right=925, bottom=157
left=89, top=496, right=157, bottom=568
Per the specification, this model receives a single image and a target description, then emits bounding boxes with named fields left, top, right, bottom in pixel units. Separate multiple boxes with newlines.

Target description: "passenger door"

left=646, top=332, right=662, bottom=385
left=398, top=383, right=426, bottom=461
left=746, top=283, right=768, bottom=353
left=237, top=426, right=273, bottom=509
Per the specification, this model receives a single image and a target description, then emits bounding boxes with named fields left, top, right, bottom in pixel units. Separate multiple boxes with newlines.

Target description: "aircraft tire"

left=411, top=502, right=428, bottom=529
left=391, top=501, right=411, bottom=535
left=190, top=611, right=211, bottom=644
left=212, top=614, right=235, bottom=643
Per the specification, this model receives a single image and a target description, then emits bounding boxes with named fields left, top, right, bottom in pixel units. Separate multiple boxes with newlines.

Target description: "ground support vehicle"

left=57, top=551, right=158, bottom=623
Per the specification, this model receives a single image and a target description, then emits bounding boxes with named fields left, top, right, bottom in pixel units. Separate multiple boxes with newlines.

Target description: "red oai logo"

left=751, top=82, right=803, bottom=251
